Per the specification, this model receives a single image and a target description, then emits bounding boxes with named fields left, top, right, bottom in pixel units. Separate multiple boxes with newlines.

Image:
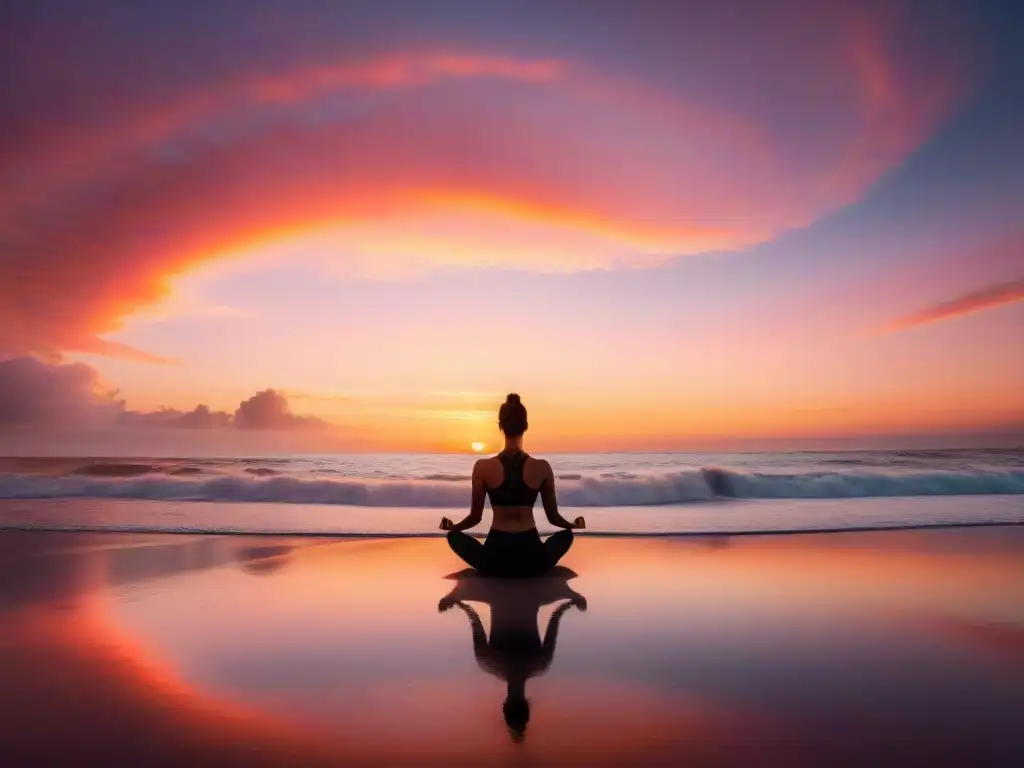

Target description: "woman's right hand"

left=439, top=517, right=454, bottom=531
left=572, top=516, right=586, bottom=530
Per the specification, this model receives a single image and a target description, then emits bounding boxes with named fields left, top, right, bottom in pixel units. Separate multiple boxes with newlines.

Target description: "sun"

left=471, top=442, right=486, bottom=453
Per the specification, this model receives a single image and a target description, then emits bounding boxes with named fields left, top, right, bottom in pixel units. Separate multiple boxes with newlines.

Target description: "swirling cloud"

left=0, top=0, right=969, bottom=358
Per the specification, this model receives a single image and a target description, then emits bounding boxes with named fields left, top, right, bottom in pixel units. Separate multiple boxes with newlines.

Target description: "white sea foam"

left=0, top=467, right=1021, bottom=507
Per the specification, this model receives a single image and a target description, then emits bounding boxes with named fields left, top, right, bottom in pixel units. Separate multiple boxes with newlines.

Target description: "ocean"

left=1, top=449, right=1022, bottom=536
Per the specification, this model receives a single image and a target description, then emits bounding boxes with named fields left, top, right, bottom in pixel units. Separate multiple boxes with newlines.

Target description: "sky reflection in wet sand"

left=1, top=529, right=1022, bottom=765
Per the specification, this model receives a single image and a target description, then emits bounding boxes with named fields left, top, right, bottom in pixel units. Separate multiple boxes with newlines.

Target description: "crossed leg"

left=446, top=531, right=487, bottom=571
left=447, top=529, right=574, bottom=577
left=540, top=529, right=574, bottom=572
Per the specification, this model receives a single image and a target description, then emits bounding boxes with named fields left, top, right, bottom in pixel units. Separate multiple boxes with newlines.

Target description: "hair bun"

left=498, top=393, right=528, bottom=436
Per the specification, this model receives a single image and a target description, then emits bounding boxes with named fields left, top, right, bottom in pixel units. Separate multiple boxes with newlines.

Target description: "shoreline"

left=2, top=518, right=1022, bottom=539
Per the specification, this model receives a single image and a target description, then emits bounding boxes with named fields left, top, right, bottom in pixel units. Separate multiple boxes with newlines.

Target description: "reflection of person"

left=440, top=394, right=585, bottom=577
left=438, top=569, right=587, bottom=742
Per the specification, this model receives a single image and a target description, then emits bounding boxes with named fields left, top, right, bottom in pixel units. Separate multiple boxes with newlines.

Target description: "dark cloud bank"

left=0, top=357, right=326, bottom=432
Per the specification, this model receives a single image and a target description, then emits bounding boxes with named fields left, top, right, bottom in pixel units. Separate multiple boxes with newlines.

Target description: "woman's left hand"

left=572, top=516, right=586, bottom=530
left=439, top=517, right=454, bottom=531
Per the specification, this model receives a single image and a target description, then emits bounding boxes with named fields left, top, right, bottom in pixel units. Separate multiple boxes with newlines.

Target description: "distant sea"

left=1, top=449, right=1022, bottom=536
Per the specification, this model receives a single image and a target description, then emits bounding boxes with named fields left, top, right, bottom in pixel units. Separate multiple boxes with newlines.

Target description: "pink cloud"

left=245, top=52, right=564, bottom=103
left=234, top=389, right=326, bottom=430
left=0, top=2, right=970, bottom=359
left=888, top=280, right=1024, bottom=331
left=121, top=405, right=233, bottom=430
left=76, top=338, right=177, bottom=365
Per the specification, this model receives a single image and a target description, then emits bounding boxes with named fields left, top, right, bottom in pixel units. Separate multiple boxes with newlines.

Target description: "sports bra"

left=487, top=450, right=541, bottom=508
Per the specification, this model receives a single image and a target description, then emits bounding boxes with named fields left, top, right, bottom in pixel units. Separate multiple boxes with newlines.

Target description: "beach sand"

left=1, top=526, right=1022, bottom=766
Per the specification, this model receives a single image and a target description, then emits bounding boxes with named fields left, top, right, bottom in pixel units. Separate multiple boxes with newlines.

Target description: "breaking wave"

left=73, top=462, right=156, bottom=477
left=0, top=468, right=1021, bottom=507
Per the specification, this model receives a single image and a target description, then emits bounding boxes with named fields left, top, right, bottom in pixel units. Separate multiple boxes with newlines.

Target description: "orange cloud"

left=0, top=52, right=566, bottom=216
left=888, top=280, right=1024, bottom=331
left=0, top=4, right=969, bottom=359
left=0, top=113, right=755, bottom=358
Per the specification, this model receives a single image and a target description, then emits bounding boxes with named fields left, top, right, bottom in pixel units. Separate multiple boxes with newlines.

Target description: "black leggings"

left=446, top=528, right=574, bottom=578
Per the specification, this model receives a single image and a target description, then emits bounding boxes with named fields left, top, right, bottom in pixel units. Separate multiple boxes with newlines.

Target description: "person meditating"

left=440, top=393, right=585, bottom=577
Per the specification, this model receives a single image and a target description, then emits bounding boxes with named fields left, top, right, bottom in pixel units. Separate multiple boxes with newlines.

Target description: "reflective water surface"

left=1, top=527, right=1022, bottom=765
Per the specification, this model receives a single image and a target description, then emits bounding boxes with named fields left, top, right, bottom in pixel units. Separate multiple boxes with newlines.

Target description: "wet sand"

left=1, top=526, right=1022, bottom=766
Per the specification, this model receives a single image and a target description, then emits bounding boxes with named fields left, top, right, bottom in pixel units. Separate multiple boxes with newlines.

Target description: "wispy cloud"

left=413, top=409, right=493, bottom=422
left=887, top=279, right=1024, bottom=331
left=129, top=296, right=255, bottom=325
left=77, top=338, right=178, bottom=365
left=281, top=390, right=352, bottom=403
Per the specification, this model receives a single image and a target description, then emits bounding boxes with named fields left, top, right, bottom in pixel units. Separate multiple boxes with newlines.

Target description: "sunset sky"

left=1, top=0, right=1021, bottom=453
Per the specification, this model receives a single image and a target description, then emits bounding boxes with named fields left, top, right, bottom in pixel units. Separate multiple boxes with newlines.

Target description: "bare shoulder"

left=473, top=456, right=499, bottom=481
left=529, top=456, right=552, bottom=473
left=524, top=455, right=553, bottom=485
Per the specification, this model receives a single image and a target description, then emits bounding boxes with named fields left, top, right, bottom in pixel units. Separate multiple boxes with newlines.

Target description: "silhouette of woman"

left=438, top=566, right=587, bottom=742
left=441, top=394, right=585, bottom=577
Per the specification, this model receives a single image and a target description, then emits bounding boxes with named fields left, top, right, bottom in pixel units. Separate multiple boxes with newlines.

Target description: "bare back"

left=476, top=454, right=552, bottom=533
